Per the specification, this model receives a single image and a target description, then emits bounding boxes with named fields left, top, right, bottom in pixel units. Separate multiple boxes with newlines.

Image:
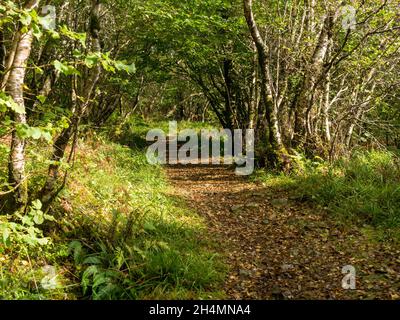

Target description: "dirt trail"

left=166, top=164, right=400, bottom=300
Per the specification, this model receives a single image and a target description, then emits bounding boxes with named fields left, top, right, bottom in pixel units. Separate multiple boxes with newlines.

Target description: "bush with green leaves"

left=1, top=200, right=54, bottom=249
left=0, top=200, right=71, bottom=300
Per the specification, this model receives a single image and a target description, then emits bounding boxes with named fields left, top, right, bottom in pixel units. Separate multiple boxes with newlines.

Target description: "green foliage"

left=255, top=151, right=400, bottom=240
left=0, top=200, right=53, bottom=248
left=1, top=128, right=225, bottom=300
left=306, top=152, right=400, bottom=228
left=1, top=0, right=399, bottom=301
left=59, top=25, right=86, bottom=47
left=52, top=130, right=225, bottom=300
left=0, top=200, right=70, bottom=300
left=0, top=92, right=25, bottom=114
left=53, top=53, right=135, bottom=77
left=15, top=124, right=53, bottom=142
left=53, top=60, right=81, bottom=77
left=288, top=151, right=326, bottom=175
left=108, top=116, right=217, bottom=151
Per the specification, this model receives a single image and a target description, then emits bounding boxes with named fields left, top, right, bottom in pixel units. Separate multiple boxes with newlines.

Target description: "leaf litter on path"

left=166, top=164, right=400, bottom=300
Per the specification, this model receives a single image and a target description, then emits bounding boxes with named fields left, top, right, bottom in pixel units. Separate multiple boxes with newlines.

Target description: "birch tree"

left=4, top=0, right=40, bottom=211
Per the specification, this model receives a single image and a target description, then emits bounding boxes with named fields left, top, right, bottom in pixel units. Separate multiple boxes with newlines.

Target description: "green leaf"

left=21, top=215, right=34, bottom=226
left=69, top=240, right=84, bottom=264
left=19, top=13, right=32, bottom=26
left=41, top=131, right=52, bottom=142
left=32, top=199, right=42, bottom=210
left=0, top=92, right=25, bottom=114
left=9, top=101, right=24, bottom=114
left=84, top=54, right=100, bottom=68
left=35, top=66, right=44, bottom=75
left=144, top=221, right=157, bottom=232
left=32, top=23, right=42, bottom=40
left=114, top=61, right=136, bottom=74
left=53, top=60, right=81, bottom=76
left=125, top=63, right=136, bottom=74
left=82, top=265, right=99, bottom=294
left=101, top=59, right=115, bottom=72
left=49, top=30, right=60, bottom=39
left=37, top=95, right=47, bottom=104
left=83, top=256, right=102, bottom=265
left=26, top=127, right=42, bottom=140
left=2, top=228, right=10, bottom=244
left=33, top=212, right=44, bottom=225
left=37, top=237, right=50, bottom=246
left=43, top=214, right=56, bottom=222
left=20, top=26, right=29, bottom=34
left=53, top=60, right=65, bottom=72
left=93, top=273, right=108, bottom=289
left=38, top=15, right=55, bottom=31
left=60, top=25, right=86, bottom=47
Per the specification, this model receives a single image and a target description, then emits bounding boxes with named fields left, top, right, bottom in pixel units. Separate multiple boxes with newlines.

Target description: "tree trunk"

left=0, top=31, right=6, bottom=73
left=248, top=42, right=259, bottom=130
left=243, top=0, right=287, bottom=168
left=322, top=72, right=332, bottom=144
left=5, top=0, right=40, bottom=211
left=345, top=69, right=377, bottom=148
left=293, top=13, right=334, bottom=149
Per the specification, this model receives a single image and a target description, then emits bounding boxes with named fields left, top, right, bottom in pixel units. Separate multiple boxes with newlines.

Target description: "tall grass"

left=58, top=134, right=225, bottom=300
left=0, top=122, right=226, bottom=300
left=255, top=151, right=400, bottom=240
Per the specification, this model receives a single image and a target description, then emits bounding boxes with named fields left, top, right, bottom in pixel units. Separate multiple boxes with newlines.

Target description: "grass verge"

left=253, top=150, right=400, bottom=242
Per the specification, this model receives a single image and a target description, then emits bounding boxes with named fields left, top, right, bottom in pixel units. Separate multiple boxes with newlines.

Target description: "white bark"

left=6, top=0, right=40, bottom=210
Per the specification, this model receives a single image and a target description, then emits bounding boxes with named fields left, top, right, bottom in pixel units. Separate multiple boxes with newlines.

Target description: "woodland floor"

left=166, top=164, right=400, bottom=300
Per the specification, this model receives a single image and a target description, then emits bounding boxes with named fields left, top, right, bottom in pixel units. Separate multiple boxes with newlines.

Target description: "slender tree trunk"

left=309, top=0, right=316, bottom=33
left=5, top=0, right=40, bottom=211
left=322, top=72, right=332, bottom=144
left=222, top=58, right=234, bottom=129
left=293, top=13, right=334, bottom=148
left=345, top=69, right=377, bottom=148
left=1, top=35, right=18, bottom=90
left=0, top=31, right=6, bottom=74
left=345, top=108, right=363, bottom=148
left=243, top=0, right=287, bottom=168
left=249, top=42, right=259, bottom=130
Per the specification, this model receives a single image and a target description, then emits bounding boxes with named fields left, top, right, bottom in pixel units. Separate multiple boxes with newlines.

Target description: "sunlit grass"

left=0, top=123, right=226, bottom=300
left=56, top=135, right=226, bottom=300
left=254, top=150, right=400, bottom=241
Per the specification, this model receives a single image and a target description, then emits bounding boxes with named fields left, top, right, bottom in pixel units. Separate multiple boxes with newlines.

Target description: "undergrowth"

left=0, top=122, right=226, bottom=300
left=60, top=136, right=225, bottom=299
left=254, top=150, right=400, bottom=241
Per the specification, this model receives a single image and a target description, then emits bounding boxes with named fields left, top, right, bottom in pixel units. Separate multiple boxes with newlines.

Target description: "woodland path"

left=166, top=164, right=400, bottom=300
